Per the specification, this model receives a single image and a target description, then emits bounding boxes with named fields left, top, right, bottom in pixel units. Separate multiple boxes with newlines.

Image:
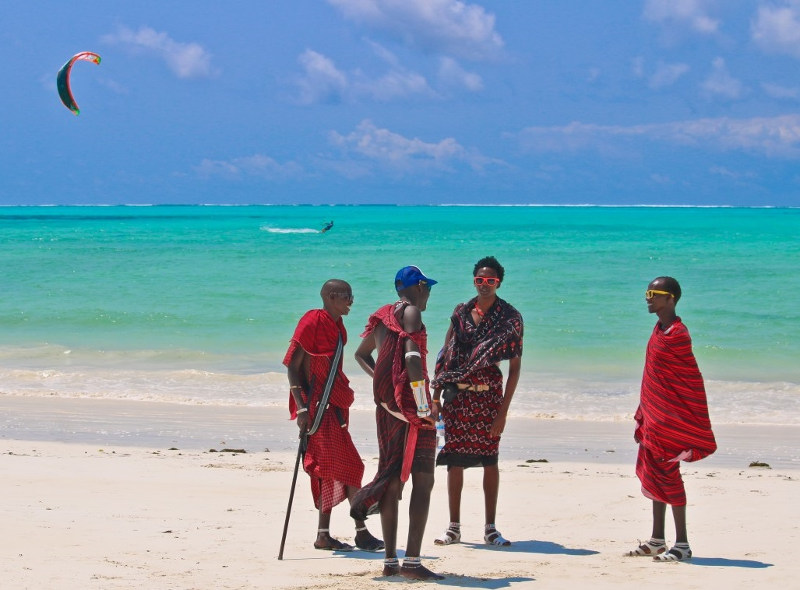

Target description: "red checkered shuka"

left=283, top=309, right=363, bottom=513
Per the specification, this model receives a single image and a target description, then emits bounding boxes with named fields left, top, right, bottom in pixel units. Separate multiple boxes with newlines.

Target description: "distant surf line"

left=260, top=226, right=320, bottom=234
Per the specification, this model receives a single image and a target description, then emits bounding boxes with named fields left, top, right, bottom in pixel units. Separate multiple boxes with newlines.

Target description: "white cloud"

left=326, top=0, right=503, bottom=60
left=649, top=62, right=690, bottom=88
left=701, top=57, right=743, bottom=99
left=296, top=50, right=349, bottom=104
left=438, top=57, right=483, bottom=91
left=643, top=0, right=720, bottom=34
left=355, top=70, right=434, bottom=101
left=762, top=82, right=800, bottom=99
left=752, top=1, right=800, bottom=58
left=195, top=155, right=302, bottom=179
left=709, top=165, right=756, bottom=179
left=295, top=48, right=435, bottom=103
left=328, top=119, right=498, bottom=174
left=364, top=39, right=403, bottom=68
left=513, top=114, right=800, bottom=158
left=102, top=26, right=217, bottom=78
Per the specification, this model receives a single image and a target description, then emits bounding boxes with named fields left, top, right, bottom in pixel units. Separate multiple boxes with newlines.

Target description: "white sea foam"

left=2, top=205, right=798, bottom=431
left=1, top=367, right=797, bottom=426
left=260, top=226, right=319, bottom=234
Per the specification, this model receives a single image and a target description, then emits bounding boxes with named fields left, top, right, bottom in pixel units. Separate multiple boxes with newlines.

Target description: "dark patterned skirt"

left=436, top=368, right=504, bottom=469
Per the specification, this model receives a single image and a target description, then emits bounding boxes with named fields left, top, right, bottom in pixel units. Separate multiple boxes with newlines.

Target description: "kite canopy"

left=57, top=51, right=101, bottom=115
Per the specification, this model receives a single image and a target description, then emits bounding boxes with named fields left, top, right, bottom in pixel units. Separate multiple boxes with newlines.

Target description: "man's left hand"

left=489, top=414, right=506, bottom=438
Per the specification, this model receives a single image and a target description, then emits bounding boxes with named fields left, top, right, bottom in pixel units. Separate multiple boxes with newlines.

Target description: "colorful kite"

left=57, top=52, right=102, bottom=115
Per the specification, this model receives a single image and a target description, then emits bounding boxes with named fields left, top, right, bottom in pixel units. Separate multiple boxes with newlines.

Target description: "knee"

left=413, top=471, right=435, bottom=493
left=385, top=477, right=403, bottom=498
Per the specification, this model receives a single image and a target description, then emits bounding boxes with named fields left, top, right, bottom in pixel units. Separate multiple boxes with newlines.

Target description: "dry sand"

left=1, top=418, right=797, bottom=589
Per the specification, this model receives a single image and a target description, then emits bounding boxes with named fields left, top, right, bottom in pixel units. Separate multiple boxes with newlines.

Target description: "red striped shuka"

left=349, top=301, right=436, bottom=521
left=634, top=318, right=716, bottom=506
left=283, top=309, right=364, bottom=514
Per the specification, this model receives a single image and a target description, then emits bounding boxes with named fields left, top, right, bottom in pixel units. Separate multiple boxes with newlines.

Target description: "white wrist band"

left=410, top=380, right=429, bottom=416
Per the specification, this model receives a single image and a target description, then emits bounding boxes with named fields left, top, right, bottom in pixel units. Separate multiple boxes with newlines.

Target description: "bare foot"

left=400, top=563, right=445, bottom=581
left=382, top=563, right=400, bottom=577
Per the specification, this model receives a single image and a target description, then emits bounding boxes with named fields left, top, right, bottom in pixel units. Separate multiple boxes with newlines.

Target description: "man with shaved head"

left=284, top=279, right=383, bottom=553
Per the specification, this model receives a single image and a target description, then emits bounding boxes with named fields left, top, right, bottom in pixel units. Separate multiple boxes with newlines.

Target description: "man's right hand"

left=297, top=412, right=310, bottom=434
left=419, top=413, right=437, bottom=429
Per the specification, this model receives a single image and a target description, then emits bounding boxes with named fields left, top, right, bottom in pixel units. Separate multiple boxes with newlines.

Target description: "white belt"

left=380, top=402, right=409, bottom=422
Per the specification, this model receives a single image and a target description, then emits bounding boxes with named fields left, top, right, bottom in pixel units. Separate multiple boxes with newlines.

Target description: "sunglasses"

left=474, top=277, right=500, bottom=287
left=331, top=292, right=354, bottom=303
left=645, top=289, right=673, bottom=299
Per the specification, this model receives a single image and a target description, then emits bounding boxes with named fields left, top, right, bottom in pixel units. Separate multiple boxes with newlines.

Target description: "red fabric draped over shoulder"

left=635, top=319, right=716, bottom=463
left=282, top=309, right=362, bottom=513
left=283, top=309, right=353, bottom=418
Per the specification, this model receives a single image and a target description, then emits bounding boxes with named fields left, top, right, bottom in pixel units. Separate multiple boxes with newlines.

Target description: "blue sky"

left=3, top=0, right=800, bottom=206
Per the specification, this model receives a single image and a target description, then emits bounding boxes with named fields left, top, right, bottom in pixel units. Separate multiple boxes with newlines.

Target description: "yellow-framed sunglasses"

left=645, top=289, right=674, bottom=298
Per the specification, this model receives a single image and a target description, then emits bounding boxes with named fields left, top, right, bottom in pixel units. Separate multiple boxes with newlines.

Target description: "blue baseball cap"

left=395, top=266, right=437, bottom=291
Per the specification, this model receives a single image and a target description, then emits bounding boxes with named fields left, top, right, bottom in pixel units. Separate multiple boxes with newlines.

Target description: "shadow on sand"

left=372, top=574, right=535, bottom=587
left=688, top=557, right=773, bottom=568
left=462, top=539, right=598, bottom=556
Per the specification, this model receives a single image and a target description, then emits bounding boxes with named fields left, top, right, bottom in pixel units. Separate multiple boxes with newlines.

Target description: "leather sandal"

left=653, top=543, right=692, bottom=562
left=434, top=522, right=461, bottom=545
left=484, top=524, right=511, bottom=547
left=626, top=538, right=666, bottom=556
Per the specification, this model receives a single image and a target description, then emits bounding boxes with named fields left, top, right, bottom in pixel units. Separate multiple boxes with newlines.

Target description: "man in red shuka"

left=284, top=279, right=383, bottom=553
left=627, top=276, right=716, bottom=563
left=351, top=266, right=444, bottom=581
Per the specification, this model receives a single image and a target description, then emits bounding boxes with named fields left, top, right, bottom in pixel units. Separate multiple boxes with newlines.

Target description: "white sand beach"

left=0, top=398, right=797, bottom=589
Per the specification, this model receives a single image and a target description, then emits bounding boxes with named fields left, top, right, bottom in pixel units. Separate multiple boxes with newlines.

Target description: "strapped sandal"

left=484, top=524, right=511, bottom=547
left=626, top=538, right=666, bottom=557
left=434, top=522, right=461, bottom=545
left=354, top=526, right=385, bottom=552
left=313, top=528, right=354, bottom=552
left=653, top=543, right=692, bottom=562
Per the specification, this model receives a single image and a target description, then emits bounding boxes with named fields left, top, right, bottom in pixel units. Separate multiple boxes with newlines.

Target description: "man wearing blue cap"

left=351, top=266, right=444, bottom=581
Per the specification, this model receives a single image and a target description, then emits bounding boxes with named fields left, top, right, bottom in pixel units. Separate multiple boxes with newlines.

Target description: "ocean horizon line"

left=0, top=203, right=796, bottom=210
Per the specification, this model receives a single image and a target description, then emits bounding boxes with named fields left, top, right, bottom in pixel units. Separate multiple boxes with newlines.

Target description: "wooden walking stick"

left=277, top=334, right=343, bottom=560
left=278, top=432, right=306, bottom=560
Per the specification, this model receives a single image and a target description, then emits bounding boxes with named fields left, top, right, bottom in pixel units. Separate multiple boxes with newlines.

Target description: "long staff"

left=277, top=333, right=343, bottom=560
left=277, top=433, right=306, bottom=560
left=307, top=334, right=342, bottom=436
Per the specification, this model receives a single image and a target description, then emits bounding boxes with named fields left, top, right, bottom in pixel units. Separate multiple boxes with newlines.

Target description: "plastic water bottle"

left=436, top=419, right=445, bottom=451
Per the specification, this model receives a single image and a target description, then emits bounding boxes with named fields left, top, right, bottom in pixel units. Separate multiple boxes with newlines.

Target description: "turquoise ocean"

left=1, top=205, right=798, bottom=427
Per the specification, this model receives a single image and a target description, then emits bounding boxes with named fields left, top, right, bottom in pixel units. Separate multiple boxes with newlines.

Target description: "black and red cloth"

left=432, top=296, right=523, bottom=469
left=350, top=301, right=436, bottom=521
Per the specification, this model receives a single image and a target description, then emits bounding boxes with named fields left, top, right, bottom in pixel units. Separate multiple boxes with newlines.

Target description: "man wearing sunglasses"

left=351, top=266, right=444, bottom=581
left=284, top=279, right=384, bottom=553
left=628, top=276, right=716, bottom=562
left=431, top=256, right=523, bottom=548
